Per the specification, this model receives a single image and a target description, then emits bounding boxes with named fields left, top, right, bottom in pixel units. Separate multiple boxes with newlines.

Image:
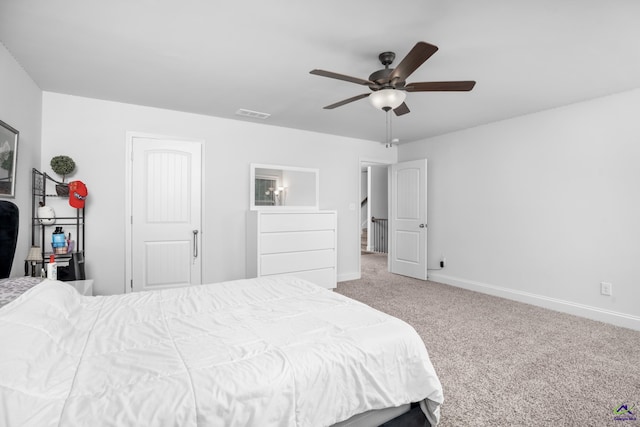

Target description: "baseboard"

left=428, top=273, right=640, bottom=331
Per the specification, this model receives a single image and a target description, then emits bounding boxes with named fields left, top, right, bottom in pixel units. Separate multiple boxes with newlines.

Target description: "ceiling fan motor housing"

left=369, top=52, right=405, bottom=89
left=369, top=68, right=405, bottom=89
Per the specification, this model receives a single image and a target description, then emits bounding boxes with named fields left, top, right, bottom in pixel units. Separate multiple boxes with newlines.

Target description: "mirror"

left=250, top=163, right=319, bottom=210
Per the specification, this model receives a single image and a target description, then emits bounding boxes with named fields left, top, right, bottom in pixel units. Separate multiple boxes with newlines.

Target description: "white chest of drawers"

left=246, top=210, right=337, bottom=289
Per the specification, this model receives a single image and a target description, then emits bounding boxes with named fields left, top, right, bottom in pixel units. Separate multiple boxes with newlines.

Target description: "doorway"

left=359, top=160, right=391, bottom=274
left=358, top=158, right=428, bottom=281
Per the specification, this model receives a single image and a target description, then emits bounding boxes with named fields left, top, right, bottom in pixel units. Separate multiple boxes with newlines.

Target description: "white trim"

left=428, top=273, right=640, bottom=331
left=124, top=131, right=205, bottom=294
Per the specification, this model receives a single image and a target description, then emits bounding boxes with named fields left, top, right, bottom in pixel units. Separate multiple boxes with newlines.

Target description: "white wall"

left=368, top=166, right=388, bottom=220
left=41, top=92, right=395, bottom=295
left=399, top=89, right=640, bottom=330
left=0, top=43, right=42, bottom=277
left=367, top=165, right=388, bottom=252
left=360, top=170, right=368, bottom=228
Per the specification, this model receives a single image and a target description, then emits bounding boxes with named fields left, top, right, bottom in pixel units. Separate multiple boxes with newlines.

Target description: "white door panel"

left=390, top=159, right=427, bottom=279
left=130, top=137, right=202, bottom=292
left=395, top=230, right=420, bottom=262
left=144, top=240, right=191, bottom=287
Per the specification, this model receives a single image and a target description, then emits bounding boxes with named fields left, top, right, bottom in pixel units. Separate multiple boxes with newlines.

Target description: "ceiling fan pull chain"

left=386, top=110, right=392, bottom=148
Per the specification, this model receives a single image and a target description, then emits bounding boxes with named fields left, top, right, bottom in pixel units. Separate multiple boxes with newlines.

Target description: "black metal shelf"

left=31, top=168, right=85, bottom=269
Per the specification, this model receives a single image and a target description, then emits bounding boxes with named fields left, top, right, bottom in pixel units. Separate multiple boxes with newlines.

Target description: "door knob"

left=419, top=224, right=426, bottom=228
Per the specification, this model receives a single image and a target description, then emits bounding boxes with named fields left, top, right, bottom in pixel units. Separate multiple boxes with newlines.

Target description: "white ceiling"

left=1, top=0, right=639, bottom=144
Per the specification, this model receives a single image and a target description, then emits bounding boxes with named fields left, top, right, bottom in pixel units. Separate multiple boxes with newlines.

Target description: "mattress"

left=0, top=276, right=443, bottom=426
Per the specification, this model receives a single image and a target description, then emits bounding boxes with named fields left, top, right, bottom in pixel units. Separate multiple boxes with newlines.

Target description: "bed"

left=0, top=276, right=443, bottom=426
left=0, top=276, right=43, bottom=308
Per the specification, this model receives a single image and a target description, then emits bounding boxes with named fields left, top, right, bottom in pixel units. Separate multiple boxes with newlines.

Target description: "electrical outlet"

left=440, top=256, right=446, bottom=268
left=600, top=282, right=612, bottom=296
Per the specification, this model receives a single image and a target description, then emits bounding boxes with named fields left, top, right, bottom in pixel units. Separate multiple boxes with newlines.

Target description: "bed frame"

left=333, top=403, right=430, bottom=427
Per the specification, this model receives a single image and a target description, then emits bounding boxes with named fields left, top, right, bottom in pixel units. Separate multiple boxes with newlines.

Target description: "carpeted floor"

left=336, top=253, right=640, bottom=427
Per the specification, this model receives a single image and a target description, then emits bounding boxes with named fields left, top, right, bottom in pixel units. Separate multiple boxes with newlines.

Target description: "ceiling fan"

left=310, top=41, right=476, bottom=116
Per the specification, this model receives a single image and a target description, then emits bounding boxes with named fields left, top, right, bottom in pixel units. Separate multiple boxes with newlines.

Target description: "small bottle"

left=47, top=255, right=57, bottom=280
left=52, top=227, right=67, bottom=254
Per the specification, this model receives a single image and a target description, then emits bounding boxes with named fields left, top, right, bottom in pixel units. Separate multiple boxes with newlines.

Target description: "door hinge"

left=130, top=279, right=133, bottom=291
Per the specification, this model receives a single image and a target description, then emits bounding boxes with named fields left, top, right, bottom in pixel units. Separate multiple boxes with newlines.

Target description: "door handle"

left=419, top=224, right=426, bottom=228
left=193, top=230, right=199, bottom=259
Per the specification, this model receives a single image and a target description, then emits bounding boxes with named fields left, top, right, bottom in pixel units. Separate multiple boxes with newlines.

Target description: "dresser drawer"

left=260, top=212, right=335, bottom=232
left=264, top=268, right=336, bottom=289
left=261, top=230, right=335, bottom=254
left=260, top=249, right=335, bottom=276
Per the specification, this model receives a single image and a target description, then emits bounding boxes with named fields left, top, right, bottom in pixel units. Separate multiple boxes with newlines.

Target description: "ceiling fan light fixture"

left=369, top=89, right=406, bottom=111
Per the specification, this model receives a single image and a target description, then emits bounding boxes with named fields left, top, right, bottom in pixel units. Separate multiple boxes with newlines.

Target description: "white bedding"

left=0, top=276, right=443, bottom=426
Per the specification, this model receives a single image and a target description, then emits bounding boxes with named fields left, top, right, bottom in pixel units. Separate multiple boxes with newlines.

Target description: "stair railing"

left=370, top=216, right=388, bottom=253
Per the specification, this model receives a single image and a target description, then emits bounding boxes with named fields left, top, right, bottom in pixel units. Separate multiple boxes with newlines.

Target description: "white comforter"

left=0, top=277, right=443, bottom=427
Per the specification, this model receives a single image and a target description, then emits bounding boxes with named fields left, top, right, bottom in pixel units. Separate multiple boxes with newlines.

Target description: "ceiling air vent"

left=235, top=109, right=271, bottom=120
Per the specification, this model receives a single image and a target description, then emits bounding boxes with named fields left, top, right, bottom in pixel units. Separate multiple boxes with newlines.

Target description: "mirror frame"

left=250, top=163, right=319, bottom=210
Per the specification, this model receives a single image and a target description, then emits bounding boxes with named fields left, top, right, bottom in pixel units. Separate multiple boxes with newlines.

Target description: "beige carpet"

left=336, top=253, right=640, bottom=427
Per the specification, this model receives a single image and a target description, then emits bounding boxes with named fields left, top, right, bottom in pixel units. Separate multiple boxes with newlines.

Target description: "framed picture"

left=0, top=120, right=19, bottom=198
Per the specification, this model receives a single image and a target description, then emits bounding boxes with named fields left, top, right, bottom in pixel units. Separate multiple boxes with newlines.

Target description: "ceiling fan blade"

left=323, top=93, right=371, bottom=109
left=388, top=42, right=439, bottom=83
left=393, top=102, right=410, bottom=116
left=405, top=81, right=476, bottom=92
left=310, top=69, right=374, bottom=86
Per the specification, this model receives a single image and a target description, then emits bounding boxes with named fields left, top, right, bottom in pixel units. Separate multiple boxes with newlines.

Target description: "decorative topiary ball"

left=50, top=155, right=76, bottom=182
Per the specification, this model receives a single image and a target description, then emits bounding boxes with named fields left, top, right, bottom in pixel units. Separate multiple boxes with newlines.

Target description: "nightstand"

left=66, top=279, right=93, bottom=296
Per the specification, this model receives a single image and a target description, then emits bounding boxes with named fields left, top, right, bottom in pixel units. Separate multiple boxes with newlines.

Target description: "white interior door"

left=129, top=137, right=202, bottom=292
left=389, top=159, right=427, bottom=279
